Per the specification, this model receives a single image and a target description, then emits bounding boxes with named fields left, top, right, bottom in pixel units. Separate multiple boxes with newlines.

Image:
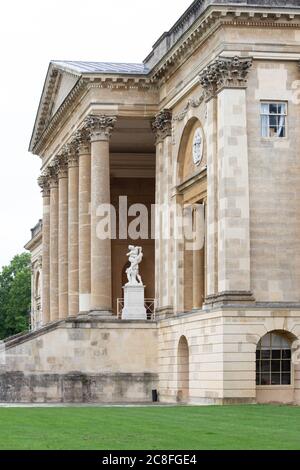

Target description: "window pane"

left=282, top=350, right=291, bottom=359
left=261, top=350, right=271, bottom=359
left=261, top=116, right=269, bottom=137
left=278, top=103, right=286, bottom=115
left=256, top=350, right=261, bottom=360
left=272, top=350, right=281, bottom=359
left=261, top=103, right=269, bottom=114
left=271, top=334, right=283, bottom=349
left=256, top=373, right=260, bottom=386
left=261, top=334, right=271, bottom=348
left=271, top=373, right=281, bottom=385
left=269, top=103, right=278, bottom=114
left=282, top=361, right=291, bottom=372
left=256, top=360, right=261, bottom=373
left=261, top=360, right=271, bottom=372
left=271, top=360, right=281, bottom=373
left=261, top=373, right=271, bottom=385
left=282, top=373, right=291, bottom=385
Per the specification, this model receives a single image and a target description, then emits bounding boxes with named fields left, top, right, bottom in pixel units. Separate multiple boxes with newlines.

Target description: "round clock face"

left=192, top=127, right=203, bottom=166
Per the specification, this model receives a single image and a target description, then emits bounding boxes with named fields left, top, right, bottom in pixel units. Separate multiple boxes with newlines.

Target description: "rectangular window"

left=261, top=102, right=287, bottom=138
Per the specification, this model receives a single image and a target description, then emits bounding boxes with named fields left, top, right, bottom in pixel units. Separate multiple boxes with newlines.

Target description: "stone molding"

left=84, top=115, right=117, bottom=142
left=152, top=110, right=172, bottom=143
left=173, top=95, right=205, bottom=122
left=199, top=56, right=253, bottom=100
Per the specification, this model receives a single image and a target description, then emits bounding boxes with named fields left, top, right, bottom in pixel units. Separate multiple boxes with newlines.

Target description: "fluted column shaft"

left=85, top=115, right=116, bottom=316
left=68, top=147, right=79, bottom=317
left=38, top=176, right=50, bottom=324
left=49, top=171, right=59, bottom=321
left=57, top=155, right=69, bottom=319
left=77, top=130, right=91, bottom=314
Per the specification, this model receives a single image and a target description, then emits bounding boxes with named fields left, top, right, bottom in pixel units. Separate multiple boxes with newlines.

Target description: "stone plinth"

left=122, top=285, right=147, bottom=321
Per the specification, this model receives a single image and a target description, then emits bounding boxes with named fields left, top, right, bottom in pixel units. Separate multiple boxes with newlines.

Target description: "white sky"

left=0, top=0, right=191, bottom=269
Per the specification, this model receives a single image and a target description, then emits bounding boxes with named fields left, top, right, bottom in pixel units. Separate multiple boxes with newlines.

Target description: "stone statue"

left=126, top=246, right=143, bottom=286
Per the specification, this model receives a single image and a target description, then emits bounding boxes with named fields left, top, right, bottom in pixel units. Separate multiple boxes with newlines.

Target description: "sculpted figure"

left=126, top=246, right=143, bottom=286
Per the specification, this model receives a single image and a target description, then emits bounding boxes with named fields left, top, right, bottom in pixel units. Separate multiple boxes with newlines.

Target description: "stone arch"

left=177, top=335, right=189, bottom=403
left=35, top=270, right=41, bottom=299
left=177, top=117, right=205, bottom=185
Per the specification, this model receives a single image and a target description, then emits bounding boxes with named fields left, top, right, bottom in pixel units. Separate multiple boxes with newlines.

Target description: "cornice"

left=24, top=231, right=42, bottom=252
left=149, top=7, right=300, bottom=84
left=87, top=77, right=158, bottom=91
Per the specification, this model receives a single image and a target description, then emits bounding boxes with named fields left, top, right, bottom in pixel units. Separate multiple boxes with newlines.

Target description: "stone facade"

left=3, top=0, right=300, bottom=404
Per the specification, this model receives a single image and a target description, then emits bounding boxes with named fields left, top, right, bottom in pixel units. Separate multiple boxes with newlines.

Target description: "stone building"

left=1, top=0, right=300, bottom=404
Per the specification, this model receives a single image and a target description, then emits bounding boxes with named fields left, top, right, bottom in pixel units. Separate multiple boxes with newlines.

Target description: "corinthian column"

left=152, top=110, right=174, bottom=315
left=75, top=129, right=91, bottom=314
left=85, top=115, right=116, bottom=317
left=49, top=163, right=59, bottom=321
left=67, top=144, right=79, bottom=317
left=57, top=153, right=69, bottom=319
left=37, top=172, right=50, bottom=325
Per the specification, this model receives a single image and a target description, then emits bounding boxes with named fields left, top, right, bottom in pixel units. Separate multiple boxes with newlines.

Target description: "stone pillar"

left=49, top=163, right=59, bottom=321
left=67, top=144, right=79, bottom=317
left=76, top=129, right=91, bottom=314
left=204, top=95, right=218, bottom=299
left=37, top=173, right=51, bottom=325
left=57, top=154, right=69, bottom=319
left=85, top=115, right=116, bottom=316
left=199, top=56, right=254, bottom=306
left=192, top=208, right=204, bottom=310
left=152, top=110, right=173, bottom=316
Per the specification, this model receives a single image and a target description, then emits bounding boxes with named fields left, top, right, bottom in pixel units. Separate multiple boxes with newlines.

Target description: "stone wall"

left=158, top=308, right=300, bottom=405
left=0, top=319, right=158, bottom=403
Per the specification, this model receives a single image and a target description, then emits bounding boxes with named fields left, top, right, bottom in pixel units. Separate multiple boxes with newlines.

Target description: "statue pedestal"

left=122, top=285, right=147, bottom=321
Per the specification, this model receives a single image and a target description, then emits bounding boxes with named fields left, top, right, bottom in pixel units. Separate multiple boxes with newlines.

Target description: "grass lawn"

left=0, top=405, right=299, bottom=450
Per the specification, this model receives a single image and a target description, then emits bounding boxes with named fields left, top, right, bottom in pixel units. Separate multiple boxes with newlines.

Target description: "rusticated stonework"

left=199, top=56, right=253, bottom=100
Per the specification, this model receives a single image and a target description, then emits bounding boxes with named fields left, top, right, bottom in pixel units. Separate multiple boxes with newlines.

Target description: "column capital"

left=84, top=115, right=117, bottom=142
left=48, top=161, right=59, bottom=189
left=38, top=171, right=50, bottom=197
left=74, top=128, right=91, bottom=155
left=152, top=109, right=172, bottom=143
left=63, top=143, right=79, bottom=168
left=56, top=154, right=68, bottom=179
left=199, top=56, right=253, bottom=101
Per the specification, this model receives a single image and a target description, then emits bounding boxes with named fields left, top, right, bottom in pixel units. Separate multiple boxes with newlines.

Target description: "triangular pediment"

left=50, top=71, right=79, bottom=118
left=29, top=62, right=81, bottom=153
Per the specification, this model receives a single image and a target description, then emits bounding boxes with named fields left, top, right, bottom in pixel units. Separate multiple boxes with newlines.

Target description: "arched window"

left=256, top=332, right=292, bottom=386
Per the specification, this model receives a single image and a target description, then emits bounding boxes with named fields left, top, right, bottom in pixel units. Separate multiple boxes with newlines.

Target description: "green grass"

left=0, top=405, right=299, bottom=450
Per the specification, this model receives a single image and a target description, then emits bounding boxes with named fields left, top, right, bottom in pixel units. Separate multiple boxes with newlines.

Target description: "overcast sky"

left=0, top=0, right=191, bottom=269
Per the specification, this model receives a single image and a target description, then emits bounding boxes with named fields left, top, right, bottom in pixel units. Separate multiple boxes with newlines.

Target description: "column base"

left=88, top=310, right=114, bottom=320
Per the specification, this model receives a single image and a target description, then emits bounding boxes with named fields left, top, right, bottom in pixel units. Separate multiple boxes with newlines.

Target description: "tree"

left=0, top=253, right=31, bottom=340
